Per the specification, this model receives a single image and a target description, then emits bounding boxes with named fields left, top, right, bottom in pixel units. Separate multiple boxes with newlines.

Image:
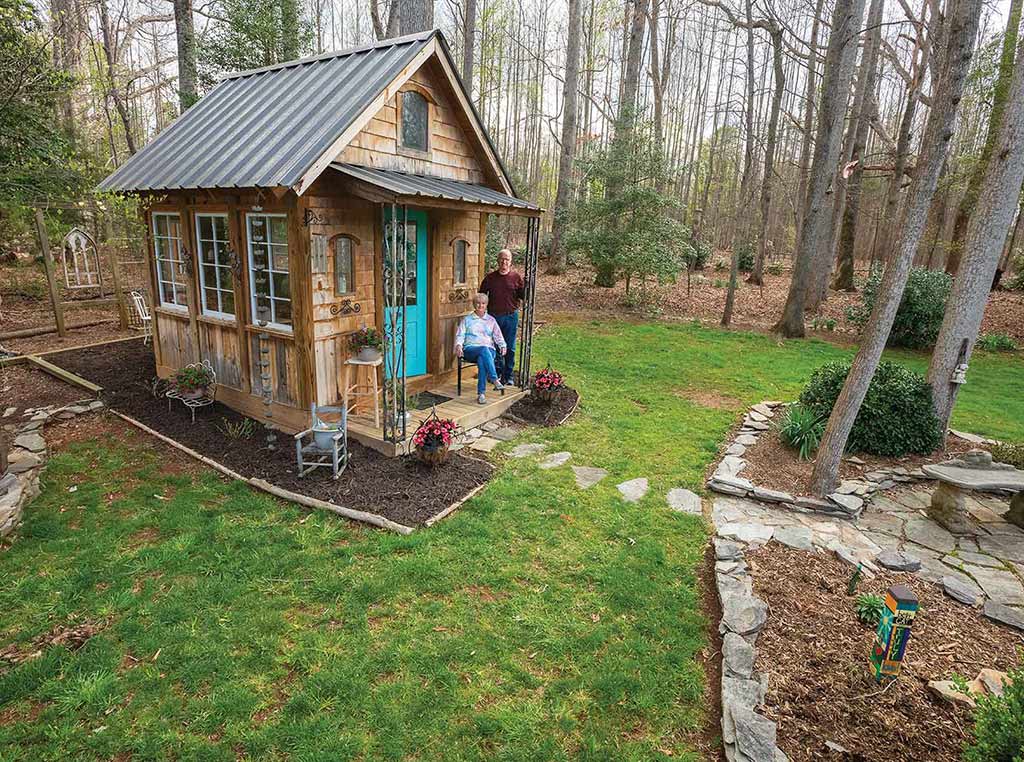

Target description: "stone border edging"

left=706, top=401, right=933, bottom=520
left=1, top=399, right=105, bottom=538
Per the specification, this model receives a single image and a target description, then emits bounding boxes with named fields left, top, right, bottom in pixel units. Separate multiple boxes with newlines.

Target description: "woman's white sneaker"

left=477, top=393, right=487, bottom=405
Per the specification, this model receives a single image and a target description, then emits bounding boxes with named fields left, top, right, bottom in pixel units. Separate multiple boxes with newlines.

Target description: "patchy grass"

left=2, top=320, right=1021, bottom=760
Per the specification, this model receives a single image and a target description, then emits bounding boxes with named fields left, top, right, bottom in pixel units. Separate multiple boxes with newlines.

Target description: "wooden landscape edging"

left=25, top=355, right=103, bottom=395
left=423, top=478, right=490, bottom=527
left=108, top=409, right=418, bottom=535
left=0, top=319, right=114, bottom=341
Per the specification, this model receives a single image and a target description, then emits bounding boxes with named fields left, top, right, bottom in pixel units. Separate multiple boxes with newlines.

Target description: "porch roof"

left=328, top=163, right=542, bottom=216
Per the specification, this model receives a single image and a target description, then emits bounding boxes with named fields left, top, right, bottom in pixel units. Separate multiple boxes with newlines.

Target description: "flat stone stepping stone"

left=719, top=521, right=774, bottom=545
left=508, top=443, right=545, bottom=459
left=773, top=525, right=813, bottom=552
left=572, top=466, right=608, bottom=489
left=943, top=575, right=983, bottom=606
left=490, top=426, right=518, bottom=442
left=967, top=566, right=1024, bottom=606
left=735, top=434, right=758, bottom=446
left=617, top=478, right=649, bottom=503
left=539, top=451, right=571, bottom=470
left=469, top=436, right=500, bottom=453
left=943, top=551, right=1004, bottom=569
left=667, top=488, right=701, bottom=514
left=904, top=517, right=956, bottom=554
left=13, top=432, right=45, bottom=453
left=983, top=600, right=1024, bottom=631
left=876, top=549, right=922, bottom=572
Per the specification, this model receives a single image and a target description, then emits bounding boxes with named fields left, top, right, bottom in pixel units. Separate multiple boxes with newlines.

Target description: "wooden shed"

left=99, top=30, right=542, bottom=454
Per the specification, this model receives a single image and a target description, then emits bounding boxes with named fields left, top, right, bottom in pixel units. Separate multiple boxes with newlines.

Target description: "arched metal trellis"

left=61, top=227, right=103, bottom=289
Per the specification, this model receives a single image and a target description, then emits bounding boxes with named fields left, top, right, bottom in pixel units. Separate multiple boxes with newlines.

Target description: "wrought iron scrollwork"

left=303, top=208, right=328, bottom=227
left=515, top=216, right=539, bottom=390
left=381, top=203, right=409, bottom=443
left=330, top=299, right=361, bottom=316
left=448, top=287, right=470, bottom=302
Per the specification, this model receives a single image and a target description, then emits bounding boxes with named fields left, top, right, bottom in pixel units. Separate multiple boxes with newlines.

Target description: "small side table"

left=166, top=388, right=215, bottom=424
left=342, top=357, right=382, bottom=427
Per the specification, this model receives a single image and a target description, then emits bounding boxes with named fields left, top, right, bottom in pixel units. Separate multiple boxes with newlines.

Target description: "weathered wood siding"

left=197, top=319, right=243, bottom=389
left=431, top=209, right=481, bottom=375
left=154, top=310, right=197, bottom=370
left=336, top=63, right=487, bottom=184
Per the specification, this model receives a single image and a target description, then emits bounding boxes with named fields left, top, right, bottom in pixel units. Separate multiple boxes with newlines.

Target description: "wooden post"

left=104, top=214, right=130, bottom=329
left=34, top=208, right=66, bottom=337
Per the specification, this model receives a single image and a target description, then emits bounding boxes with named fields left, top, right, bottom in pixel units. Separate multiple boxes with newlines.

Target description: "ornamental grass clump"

left=854, top=593, right=885, bottom=627
left=798, top=361, right=942, bottom=457
left=777, top=404, right=825, bottom=460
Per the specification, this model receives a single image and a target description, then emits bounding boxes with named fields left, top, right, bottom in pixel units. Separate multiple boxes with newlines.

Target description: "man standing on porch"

left=479, top=248, right=525, bottom=385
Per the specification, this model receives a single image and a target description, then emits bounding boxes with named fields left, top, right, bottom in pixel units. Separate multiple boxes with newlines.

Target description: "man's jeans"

left=463, top=346, right=498, bottom=394
left=493, top=311, right=519, bottom=383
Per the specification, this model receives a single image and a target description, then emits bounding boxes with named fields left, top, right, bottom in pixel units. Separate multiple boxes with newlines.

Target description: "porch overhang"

left=327, top=163, right=542, bottom=217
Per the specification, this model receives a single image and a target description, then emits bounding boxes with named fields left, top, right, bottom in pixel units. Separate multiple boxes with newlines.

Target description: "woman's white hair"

left=473, top=292, right=489, bottom=306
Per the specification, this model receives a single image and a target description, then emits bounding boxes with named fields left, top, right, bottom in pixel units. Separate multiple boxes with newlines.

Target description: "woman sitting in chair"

left=455, top=293, right=507, bottom=405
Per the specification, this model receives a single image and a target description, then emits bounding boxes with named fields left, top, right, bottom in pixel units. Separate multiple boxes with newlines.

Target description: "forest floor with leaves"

left=537, top=263, right=1024, bottom=345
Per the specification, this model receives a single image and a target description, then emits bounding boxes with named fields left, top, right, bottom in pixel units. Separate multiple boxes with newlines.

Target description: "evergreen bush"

left=963, top=665, right=1024, bottom=762
left=845, top=267, right=952, bottom=349
left=798, top=361, right=943, bottom=456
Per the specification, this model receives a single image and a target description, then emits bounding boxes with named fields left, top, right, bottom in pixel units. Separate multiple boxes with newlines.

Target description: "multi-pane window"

left=334, top=236, right=355, bottom=295
left=453, top=239, right=467, bottom=284
left=401, top=90, right=429, bottom=152
left=152, top=212, right=188, bottom=309
left=196, top=214, right=235, bottom=318
left=246, top=213, right=291, bottom=329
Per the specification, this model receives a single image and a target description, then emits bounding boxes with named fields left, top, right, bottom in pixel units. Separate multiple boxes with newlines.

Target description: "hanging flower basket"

left=531, top=365, right=564, bottom=404
left=412, top=408, right=459, bottom=466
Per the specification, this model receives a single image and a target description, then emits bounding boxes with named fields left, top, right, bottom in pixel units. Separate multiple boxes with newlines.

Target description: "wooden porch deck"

left=347, top=376, right=526, bottom=456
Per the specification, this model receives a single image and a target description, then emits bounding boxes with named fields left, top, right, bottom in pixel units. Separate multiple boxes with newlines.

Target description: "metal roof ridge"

left=219, top=29, right=438, bottom=81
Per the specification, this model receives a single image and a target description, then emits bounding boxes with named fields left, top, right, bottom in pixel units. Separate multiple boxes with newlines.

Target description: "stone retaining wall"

left=1, top=400, right=104, bottom=538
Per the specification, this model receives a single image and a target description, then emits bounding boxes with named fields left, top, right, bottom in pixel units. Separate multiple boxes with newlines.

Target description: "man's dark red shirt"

left=479, top=270, right=525, bottom=316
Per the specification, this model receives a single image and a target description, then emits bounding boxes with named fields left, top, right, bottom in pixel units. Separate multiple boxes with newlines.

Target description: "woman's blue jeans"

left=463, top=346, right=498, bottom=394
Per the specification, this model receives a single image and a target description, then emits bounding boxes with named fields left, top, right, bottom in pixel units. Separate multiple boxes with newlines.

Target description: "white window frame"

left=195, top=213, right=235, bottom=320
left=152, top=212, right=188, bottom=312
left=245, top=212, right=292, bottom=332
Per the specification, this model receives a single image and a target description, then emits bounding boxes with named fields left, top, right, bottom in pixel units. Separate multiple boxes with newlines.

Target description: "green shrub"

left=990, top=441, right=1024, bottom=469
left=713, top=256, right=729, bottom=272
left=1006, top=251, right=1024, bottom=291
left=766, top=262, right=784, bottom=276
left=683, top=236, right=712, bottom=271
left=777, top=404, right=825, bottom=460
left=976, top=333, right=1018, bottom=352
left=963, top=665, right=1024, bottom=762
left=736, top=242, right=755, bottom=273
left=854, top=593, right=885, bottom=627
left=798, top=361, right=943, bottom=457
left=845, top=267, right=952, bottom=349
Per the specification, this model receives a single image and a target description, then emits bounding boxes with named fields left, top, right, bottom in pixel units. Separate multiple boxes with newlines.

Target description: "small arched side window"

left=333, top=234, right=358, bottom=296
left=453, top=238, right=468, bottom=285
left=400, top=90, right=429, bottom=152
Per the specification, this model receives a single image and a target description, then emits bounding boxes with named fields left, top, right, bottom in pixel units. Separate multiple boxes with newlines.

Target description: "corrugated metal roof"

left=98, top=31, right=437, bottom=193
left=330, top=163, right=541, bottom=212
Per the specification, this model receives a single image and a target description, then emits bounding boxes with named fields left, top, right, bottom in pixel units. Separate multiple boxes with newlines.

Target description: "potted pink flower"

left=412, top=414, right=459, bottom=465
left=531, top=366, right=564, bottom=403
left=349, top=326, right=383, bottom=362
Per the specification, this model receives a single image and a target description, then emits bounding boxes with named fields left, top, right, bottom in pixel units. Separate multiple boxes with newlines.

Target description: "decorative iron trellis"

left=516, top=215, right=540, bottom=390
left=61, top=228, right=103, bottom=289
left=381, top=203, right=409, bottom=443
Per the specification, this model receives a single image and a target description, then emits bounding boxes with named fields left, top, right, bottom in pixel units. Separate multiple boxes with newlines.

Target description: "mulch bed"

left=46, top=340, right=493, bottom=527
left=507, top=386, right=579, bottom=427
left=0, top=365, right=92, bottom=420
left=748, top=544, right=1024, bottom=762
left=741, top=429, right=975, bottom=497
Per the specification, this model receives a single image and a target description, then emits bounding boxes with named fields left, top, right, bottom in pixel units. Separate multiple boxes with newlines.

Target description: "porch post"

left=516, top=215, right=539, bottom=390
left=381, top=203, right=408, bottom=443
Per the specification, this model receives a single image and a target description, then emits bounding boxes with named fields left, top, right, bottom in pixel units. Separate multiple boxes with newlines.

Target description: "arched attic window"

left=400, top=90, right=430, bottom=153
left=452, top=237, right=469, bottom=285
left=332, top=234, right=360, bottom=296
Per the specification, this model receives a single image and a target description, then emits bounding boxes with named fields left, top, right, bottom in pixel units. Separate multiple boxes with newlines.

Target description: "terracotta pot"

left=416, top=443, right=450, bottom=466
left=357, top=347, right=382, bottom=362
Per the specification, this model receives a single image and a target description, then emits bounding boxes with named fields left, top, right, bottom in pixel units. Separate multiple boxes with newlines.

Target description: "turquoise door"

left=384, top=208, right=428, bottom=378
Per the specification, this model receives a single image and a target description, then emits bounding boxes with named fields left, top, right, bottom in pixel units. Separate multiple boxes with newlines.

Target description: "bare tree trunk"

left=462, top=0, right=476, bottom=95
left=944, top=0, right=1022, bottom=273
left=98, top=0, right=136, bottom=155
left=773, top=0, right=866, bottom=337
left=400, top=0, right=434, bottom=34
left=749, top=20, right=784, bottom=286
left=795, top=0, right=826, bottom=238
left=833, top=0, right=885, bottom=291
left=548, top=0, right=582, bottom=275
left=173, top=0, right=197, bottom=111
left=928, top=37, right=1024, bottom=435
left=810, top=0, right=980, bottom=496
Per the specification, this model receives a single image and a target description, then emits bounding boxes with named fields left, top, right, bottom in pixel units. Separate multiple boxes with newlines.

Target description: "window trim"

left=245, top=212, right=292, bottom=333
left=195, top=212, right=236, bottom=321
left=452, top=237, right=469, bottom=286
left=332, top=233, right=358, bottom=297
left=151, top=211, right=189, bottom=312
left=397, top=88, right=432, bottom=156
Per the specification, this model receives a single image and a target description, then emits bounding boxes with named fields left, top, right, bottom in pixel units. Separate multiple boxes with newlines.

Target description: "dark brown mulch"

left=507, top=386, right=579, bottom=427
left=741, top=429, right=974, bottom=498
left=748, top=544, right=1024, bottom=762
left=0, top=365, right=92, bottom=420
left=47, top=340, right=493, bottom=527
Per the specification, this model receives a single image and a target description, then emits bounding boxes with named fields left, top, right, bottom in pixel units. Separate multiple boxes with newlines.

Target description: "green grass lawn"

left=1, top=320, right=1021, bottom=760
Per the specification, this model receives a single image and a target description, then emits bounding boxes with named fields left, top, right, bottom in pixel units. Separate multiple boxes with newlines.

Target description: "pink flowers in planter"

left=412, top=416, right=459, bottom=449
left=532, top=366, right=564, bottom=392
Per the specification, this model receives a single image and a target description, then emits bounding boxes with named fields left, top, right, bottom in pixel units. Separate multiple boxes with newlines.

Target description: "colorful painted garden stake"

left=869, top=584, right=919, bottom=682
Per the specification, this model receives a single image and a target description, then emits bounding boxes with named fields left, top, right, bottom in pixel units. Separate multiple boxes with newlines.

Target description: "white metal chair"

left=129, top=290, right=152, bottom=345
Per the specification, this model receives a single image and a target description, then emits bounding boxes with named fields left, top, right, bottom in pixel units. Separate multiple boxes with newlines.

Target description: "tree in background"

left=547, top=0, right=582, bottom=275
left=809, top=0, right=983, bottom=496
left=567, top=128, right=687, bottom=306
left=0, top=0, right=82, bottom=245
left=928, top=32, right=1024, bottom=436
left=173, top=0, right=198, bottom=111
left=399, top=0, right=434, bottom=34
